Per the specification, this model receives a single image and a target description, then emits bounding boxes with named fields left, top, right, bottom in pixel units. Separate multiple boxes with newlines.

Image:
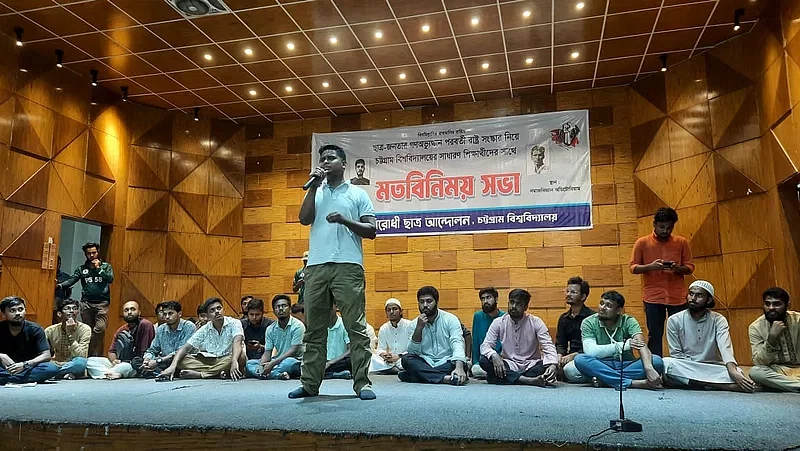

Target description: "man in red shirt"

left=630, top=207, right=694, bottom=357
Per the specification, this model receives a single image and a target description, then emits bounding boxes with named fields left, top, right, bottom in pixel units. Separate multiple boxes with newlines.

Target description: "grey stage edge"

left=1, top=375, right=799, bottom=450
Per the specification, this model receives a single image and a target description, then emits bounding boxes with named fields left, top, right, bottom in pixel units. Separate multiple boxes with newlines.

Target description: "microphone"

left=610, top=337, right=642, bottom=432
left=302, top=174, right=321, bottom=191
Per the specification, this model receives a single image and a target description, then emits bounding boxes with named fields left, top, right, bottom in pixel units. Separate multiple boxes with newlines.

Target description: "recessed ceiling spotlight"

left=576, top=2, right=585, bottom=10
left=659, top=54, right=668, bottom=72
left=522, top=10, right=531, bottom=18
left=421, top=24, right=430, bottom=33
left=285, top=85, right=293, bottom=92
left=90, top=69, right=98, bottom=87
left=19, top=68, right=28, bottom=73
left=55, top=49, right=64, bottom=68
left=439, top=67, right=447, bottom=75
left=375, top=31, right=383, bottom=39
left=249, top=89, right=257, bottom=96
left=322, top=81, right=330, bottom=88
left=329, top=36, right=338, bottom=44
left=14, top=27, right=23, bottom=47
left=399, top=72, right=407, bottom=80
left=286, top=42, right=295, bottom=50
left=194, top=107, right=200, bottom=121
left=121, top=86, right=128, bottom=102
left=360, top=77, right=367, bottom=84
left=481, top=62, right=489, bottom=69
left=733, top=8, right=744, bottom=31
left=471, top=17, right=480, bottom=25
left=525, top=57, right=534, bottom=64
left=203, top=53, right=213, bottom=61
left=244, top=47, right=253, bottom=56
left=570, top=51, right=580, bottom=59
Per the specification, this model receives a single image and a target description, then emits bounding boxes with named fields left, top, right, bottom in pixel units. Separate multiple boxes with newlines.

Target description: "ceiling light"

left=399, top=73, right=406, bottom=80
left=319, top=81, right=329, bottom=88
left=90, top=69, right=98, bottom=87
left=14, top=27, right=23, bottom=47
left=525, top=57, right=534, bottom=64
left=421, top=24, right=430, bottom=33
left=244, top=47, right=253, bottom=56
left=659, top=54, right=668, bottom=72
left=248, top=89, right=257, bottom=96
left=286, top=42, right=295, bottom=50
left=55, top=87, right=62, bottom=92
left=471, top=17, right=480, bottom=25
left=375, top=31, right=383, bottom=39
left=481, top=62, right=489, bottom=70
left=19, top=68, right=27, bottom=73
left=285, top=85, right=293, bottom=92
left=194, top=107, right=200, bottom=121
left=570, top=51, right=580, bottom=59
left=576, top=2, right=585, bottom=10
left=439, top=67, right=447, bottom=75
left=522, top=10, right=531, bottom=18
left=203, top=53, right=213, bottom=61
left=329, top=36, right=338, bottom=44
left=733, top=8, right=744, bottom=31
left=121, top=86, right=128, bottom=102
left=55, top=49, right=64, bottom=68
left=360, top=77, right=367, bottom=84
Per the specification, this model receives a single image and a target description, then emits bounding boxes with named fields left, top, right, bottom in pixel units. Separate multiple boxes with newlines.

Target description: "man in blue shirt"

left=471, top=287, right=504, bottom=378
left=142, top=300, right=195, bottom=378
left=289, top=144, right=377, bottom=401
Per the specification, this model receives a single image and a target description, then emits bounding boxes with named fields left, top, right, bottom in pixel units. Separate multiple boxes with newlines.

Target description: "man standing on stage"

left=289, top=144, right=377, bottom=401
left=56, top=242, right=114, bottom=357
left=630, top=207, right=694, bottom=356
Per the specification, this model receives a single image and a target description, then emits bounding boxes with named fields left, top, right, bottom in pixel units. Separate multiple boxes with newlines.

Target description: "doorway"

left=54, top=218, right=103, bottom=324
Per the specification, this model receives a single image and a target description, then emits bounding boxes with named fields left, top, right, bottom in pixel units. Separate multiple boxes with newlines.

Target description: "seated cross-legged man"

left=479, top=289, right=558, bottom=386
left=556, top=277, right=594, bottom=383
left=0, top=296, right=59, bottom=386
left=141, top=300, right=196, bottom=378
left=246, top=295, right=305, bottom=380
left=45, top=298, right=91, bottom=380
left=241, top=298, right=274, bottom=363
left=748, top=287, right=800, bottom=392
left=86, top=300, right=155, bottom=379
left=160, top=297, right=246, bottom=380
left=574, top=290, right=664, bottom=390
left=399, top=286, right=468, bottom=385
left=663, top=281, right=755, bottom=392
left=324, top=307, right=352, bottom=379
left=470, top=287, right=505, bottom=379
left=371, top=298, right=414, bottom=374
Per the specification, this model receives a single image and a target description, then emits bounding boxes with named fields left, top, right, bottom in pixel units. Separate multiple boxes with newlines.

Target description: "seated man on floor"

left=242, top=298, right=273, bottom=362
left=87, top=300, right=155, bottom=379
left=480, top=289, right=558, bottom=386
left=748, top=287, right=800, bottom=392
left=663, top=280, right=755, bottom=392
left=45, top=298, right=91, bottom=380
left=324, top=306, right=352, bottom=379
left=574, top=290, right=664, bottom=390
left=371, top=298, right=414, bottom=374
left=471, top=287, right=505, bottom=379
left=399, top=286, right=468, bottom=385
left=246, top=295, right=305, bottom=380
left=141, top=300, right=196, bottom=378
left=160, top=297, right=245, bottom=380
left=0, top=296, right=59, bottom=385
left=556, top=277, right=594, bottom=383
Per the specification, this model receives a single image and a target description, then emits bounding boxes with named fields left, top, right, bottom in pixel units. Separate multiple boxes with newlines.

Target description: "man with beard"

left=291, top=144, right=376, bottom=401
left=479, top=289, right=558, bottom=386
left=56, top=242, right=114, bottom=356
left=350, top=159, right=370, bottom=185
left=399, top=286, right=468, bottom=385
left=470, top=287, right=505, bottom=378
left=247, top=295, right=305, bottom=380
left=574, top=290, right=664, bottom=390
left=662, top=281, right=754, bottom=392
left=556, top=276, right=594, bottom=383
left=240, top=295, right=254, bottom=320
left=241, top=298, right=274, bottom=361
left=0, top=296, right=59, bottom=385
left=142, top=301, right=196, bottom=378
left=86, top=301, right=155, bottom=379
left=371, top=298, right=414, bottom=373
left=45, top=298, right=91, bottom=380
left=160, top=297, right=246, bottom=380
left=630, top=207, right=694, bottom=356
left=748, top=287, right=800, bottom=392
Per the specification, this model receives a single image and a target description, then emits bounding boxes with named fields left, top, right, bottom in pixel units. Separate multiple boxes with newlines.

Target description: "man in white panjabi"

left=370, top=298, right=414, bottom=373
left=662, top=280, right=756, bottom=393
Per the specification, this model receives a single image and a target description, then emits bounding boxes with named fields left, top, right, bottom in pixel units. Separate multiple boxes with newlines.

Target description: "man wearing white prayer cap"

left=370, top=298, right=414, bottom=374
left=662, top=280, right=756, bottom=392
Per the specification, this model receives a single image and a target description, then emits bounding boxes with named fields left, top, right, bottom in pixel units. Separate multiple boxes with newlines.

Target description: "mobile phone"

left=663, top=261, right=675, bottom=267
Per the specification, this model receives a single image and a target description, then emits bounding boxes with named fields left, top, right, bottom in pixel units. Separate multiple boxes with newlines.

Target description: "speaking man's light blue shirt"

left=308, top=181, right=375, bottom=268
left=407, top=309, right=467, bottom=368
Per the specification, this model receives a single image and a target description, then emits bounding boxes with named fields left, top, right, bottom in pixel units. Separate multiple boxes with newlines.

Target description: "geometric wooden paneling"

left=124, top=231, right=167, bottom=274
left=86, top=130, right=118, bottom=181
left=126, top=187, right=169, bottom=231
left=723, top=250, right=775, bottom=309
left=676, top=203, right=720, bottom=258
left=170, top=151, right=206, bottom=189
left=708, top=86, right=761, bottom=149
left=11, top=97, right=53, bottom=160
left=172, top=191, right=209, bottom=232
left=173, top=158, right=211, bottom=195
left=129, top=146, right=170, bottom=190
left=168, top=195, right=205, bottom=234
left=208, top=196, right=243, bottom=237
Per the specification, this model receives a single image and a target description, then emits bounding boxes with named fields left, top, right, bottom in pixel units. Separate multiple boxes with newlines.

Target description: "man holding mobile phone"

left=630, top=207, right=694, bottom=357
left=241, top=298, right=273, bottom=361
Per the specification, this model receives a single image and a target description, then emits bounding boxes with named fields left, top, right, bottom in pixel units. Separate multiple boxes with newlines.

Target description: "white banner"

left=311, top=110, right=592, bottom=236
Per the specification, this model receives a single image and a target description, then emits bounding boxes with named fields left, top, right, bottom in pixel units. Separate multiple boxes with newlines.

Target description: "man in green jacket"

left=56, top=242, right=114, bottom=357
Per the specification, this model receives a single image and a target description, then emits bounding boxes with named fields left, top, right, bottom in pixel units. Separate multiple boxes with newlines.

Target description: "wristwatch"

left=156, top=357, right=163, bottom=364
left=22, top=361, right=31, bottom=369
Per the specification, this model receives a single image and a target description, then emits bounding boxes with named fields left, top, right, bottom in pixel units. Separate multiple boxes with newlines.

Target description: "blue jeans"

left=574, top=354, right=664, bottom=390
left=56, top=357, right=88, bottom=378
left=0, top=362, right=59, bottom=384
left=246, top=357, right=302, bottom=379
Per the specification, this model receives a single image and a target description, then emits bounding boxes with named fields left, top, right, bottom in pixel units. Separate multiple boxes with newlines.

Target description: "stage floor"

left=1, top=375, right=799, bottom=450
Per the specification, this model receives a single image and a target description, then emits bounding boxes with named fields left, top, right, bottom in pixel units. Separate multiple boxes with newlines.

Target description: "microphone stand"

left=610, top=338, right=642, bottom=432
